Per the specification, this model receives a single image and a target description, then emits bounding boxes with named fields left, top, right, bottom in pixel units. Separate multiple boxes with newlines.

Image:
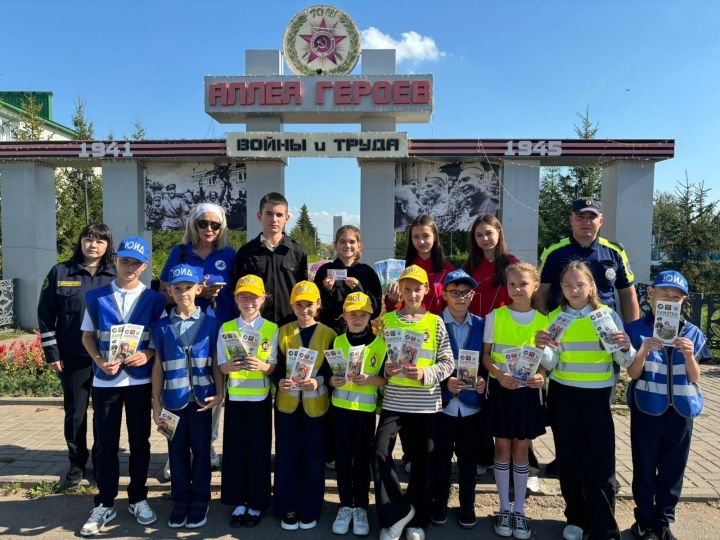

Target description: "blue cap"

left=444, top=269, right=478, bottom=289
left=653, top=270, right=688, bottom=295
left=117, top=236, right=149, bottom=264
left=168, top=264, right=202, bottom=285
left=205, top=274, right=226, bottom=286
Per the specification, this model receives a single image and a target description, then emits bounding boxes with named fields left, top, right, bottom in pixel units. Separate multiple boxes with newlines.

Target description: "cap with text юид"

left=168, top=264, right=202, bottom=285
left=444, top=268, right=478, bottom=289
left=117, top=236, right=149, bottom=264
left=653, top=270, right=689, bottom=295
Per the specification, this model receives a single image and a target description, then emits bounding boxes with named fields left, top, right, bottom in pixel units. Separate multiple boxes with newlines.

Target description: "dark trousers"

left=221, top=396, right=272, bottom=511
left=373, top=410, right=436, bottom=529
left=432, top=411, right=479, bottom=514
left=547, top=381, right=620, bottom=540
left=168, top=402, right=212, bottom=508
left=59, top=363, right=94, bottom=470
left=631, top=406, right=692, bottom=530
left=475, top=405, right=496, bottom=467
left=274, top=406, right=326, bottom=522
left=333, top=406, right=376, bottom=509
left=92, top=384, right=152, bottom=507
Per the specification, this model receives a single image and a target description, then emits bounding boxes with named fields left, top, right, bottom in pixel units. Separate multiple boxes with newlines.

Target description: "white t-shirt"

left=483, top=308, right=539, bottom=344
left=81, top=281, right=151, bottom=388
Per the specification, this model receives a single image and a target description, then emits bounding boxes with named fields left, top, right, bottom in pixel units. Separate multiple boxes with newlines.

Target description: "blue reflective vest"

left=442, top=314, right=485, bottom=409
left=85, top=285, right=167, bottom=382
left=151, top=313, right=218, bottom=410
left=626, top=314, right=705, bottom=418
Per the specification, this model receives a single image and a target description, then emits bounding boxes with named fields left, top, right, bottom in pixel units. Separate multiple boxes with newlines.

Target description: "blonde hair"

left=505, top=262, right=541, bottom=310
left=182, top=204, right=228, bottom=248
left=558, top=260, right=601, bottom=310
left=334, top=225, right=363, bottom=263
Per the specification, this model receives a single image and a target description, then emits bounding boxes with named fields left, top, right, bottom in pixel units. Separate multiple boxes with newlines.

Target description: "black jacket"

left=234, top=234, right=308, bottom=326
left=37, top=260, right=116, bottom=365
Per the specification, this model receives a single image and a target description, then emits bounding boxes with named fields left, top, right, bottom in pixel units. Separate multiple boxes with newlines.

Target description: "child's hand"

left=674, top=337, right=695, bottom=360
left=384, top=362, right=403, bottom=377
left=100, top=359, right=121, bottom=376
left=243, top=356, right=265, bottom=372
left=152, top=408, right=162, bottom=427
left=612, top=331, right=632, bottom=352
left=526, top=373, right=545, bottom=389
left=219, top=362, right=238, bottom=375
left=534, top=330, right=552, bottom=350
left=447, top=376, right=464, bottom=394
left=351, top=373, right=370, bottom=386
left=386, top=283, right=400, bottom=304
left=323, top=274, right=335, bottom=291
left=298, top=378, right=318, bottom=392
left=639, top=337, right=664, bottom=354
left=405, top=365, right=424, bottom=382
left=198, top=394, right=223, bottom=412
left=124, top=351, right=149, bottom=367
left=345, top=277, right=360, bottom=291
left=475, top=376, right=486, bottom=394
left=498, top=371, right=521, bottom=390
left=330, top=375, right=346, bottom=388
left=278, top=378, right=294, bottom=392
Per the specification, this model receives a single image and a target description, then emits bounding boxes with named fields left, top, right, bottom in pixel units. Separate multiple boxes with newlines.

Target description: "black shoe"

left=458, top=509, right=477, bottom=529
left=186, top=505, right=208, bottom=528
left=230, top=513, right=245, bottom=528
left=61, top=465, right=84, bottom=488
left=168, top=504, right=188, bottom=528
left=543, top=459, right=559, bottom=478
left=244, top=513, right=261, bottom=528
left=631, top=522, right=660, bottom=540
left=659, top=527, right=677, bottom=540
left=430, top=506, right=447, bottom=526
left=281, top=511, right=300, bottom=531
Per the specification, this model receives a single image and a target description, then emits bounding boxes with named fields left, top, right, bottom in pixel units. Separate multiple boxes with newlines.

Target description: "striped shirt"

left=382, top=314, right=454, bottom=413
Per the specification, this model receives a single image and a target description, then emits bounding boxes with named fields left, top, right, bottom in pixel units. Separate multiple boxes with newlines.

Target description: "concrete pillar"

left=360, top=49, right=396, bottom=264
left=501, top=161, right=540, bottom=265
left=1, top=162, right=57, bottom=329
left=601, top=162, right=654, bottom=284
left=102, top=161, right=152, bottom=285
left=244, top=50, right=285, bottom=240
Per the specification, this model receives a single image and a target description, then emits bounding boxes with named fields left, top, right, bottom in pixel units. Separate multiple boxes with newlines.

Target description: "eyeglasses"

left=560, top=282, right=589, bottom=291
left=447, top=289, right=474, bottom=299
left=196, top=219, right=222, bottom=231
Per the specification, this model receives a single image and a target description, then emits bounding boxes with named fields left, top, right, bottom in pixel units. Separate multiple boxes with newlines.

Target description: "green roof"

left=0, top=98, right=76, bottom=138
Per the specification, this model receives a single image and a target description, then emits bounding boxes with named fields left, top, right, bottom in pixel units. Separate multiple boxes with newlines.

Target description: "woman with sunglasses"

left=159, top=203, right=237, bottom=470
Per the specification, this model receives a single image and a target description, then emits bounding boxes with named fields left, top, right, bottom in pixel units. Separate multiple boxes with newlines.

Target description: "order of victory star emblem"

left=283, top=5, right=360, bottom=76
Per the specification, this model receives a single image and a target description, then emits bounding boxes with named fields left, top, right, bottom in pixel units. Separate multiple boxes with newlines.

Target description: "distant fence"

left=637, top=284, right=720, bottom=356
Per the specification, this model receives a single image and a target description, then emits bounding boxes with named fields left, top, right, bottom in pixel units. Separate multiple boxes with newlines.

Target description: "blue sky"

left=4, top=0, right=718, bottom=241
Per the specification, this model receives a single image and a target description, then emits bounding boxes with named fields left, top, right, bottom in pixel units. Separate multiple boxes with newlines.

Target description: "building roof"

left=0, top=97, right=76, bottom=138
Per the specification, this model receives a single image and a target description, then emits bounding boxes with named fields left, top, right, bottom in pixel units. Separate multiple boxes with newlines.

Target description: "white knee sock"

left=513, top=463, right=529, bottom=515
left=494, top=460, right=511, bottom=512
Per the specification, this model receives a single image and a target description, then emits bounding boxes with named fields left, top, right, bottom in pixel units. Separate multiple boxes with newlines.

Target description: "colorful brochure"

left=653, top=301, right=682, bottom=345
left=589, top=307, right=623, bottom=353
left=220, top=331, right=246, bottom=366
left=374, top=258, right=406, bottom=293
left=457, top=349, right=480, bottom=387
left=398, top=330, right=424, bottom=369
left=110, top=324, right=143, bottom=363
left=383, top=328, right=404, bottom=365
left=346, top=345, right=365, bottom=379
left=547, top=312, right=576, bottom=348
left=512, top=346, right=543, bottom=385
left=289, top=347, right=317, bottom=387
left=329, top=269, right=348, bottom=281
left=240, top=329, right=262, bottom=357
left=502, top=346, right=523, bottom=375
left=157, top=408, right=180, bottom=440
left=324, top=348, right=347, bottom=377
left=286, top=348, right=299, bottom=379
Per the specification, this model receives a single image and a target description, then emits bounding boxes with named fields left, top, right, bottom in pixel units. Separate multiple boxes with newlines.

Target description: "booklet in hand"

left=653, top=301, right=682, bottom=345
left=589, top=308, right=623, bottom=353
left=346, top=345, right=365, bottom=379
left=398, top=330, right=424, bottom=370
left=457, top=349, right=480, bottom=388
left=221, top=331, right=247, bottom=367
left=324, top=348, right=347, bottom=378
left=547, top=312, right=576, bottom=348
left=383, top=328, right=403, bottom=366
left=512, top=346, right=543, bottom=385
left=109, top=324, right=143, bottom=363
left=157, top=408, right=180, bottom=441
left=289, top=347, right=317, bottom=388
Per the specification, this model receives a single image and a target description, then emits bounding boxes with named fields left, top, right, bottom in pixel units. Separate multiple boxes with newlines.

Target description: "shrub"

left=0, top=336, right=62, bottom=396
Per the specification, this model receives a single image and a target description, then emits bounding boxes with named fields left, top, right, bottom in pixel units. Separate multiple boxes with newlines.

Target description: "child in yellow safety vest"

left=216, top=274, right=278, bottom=529
left=329, top=292, right=387, bottom=536
left=482, top=262, right=548, bottom=540
left=535, top=261, right=634, bottom=540
left=274, top=280, right=337, bottom=531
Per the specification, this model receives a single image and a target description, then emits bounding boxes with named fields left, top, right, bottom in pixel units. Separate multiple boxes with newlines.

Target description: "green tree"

left=290, top=204, right=320, bottom=257
left=10, top=93, right=46, bottom=141
left=129, top=118, right=146, bottom=140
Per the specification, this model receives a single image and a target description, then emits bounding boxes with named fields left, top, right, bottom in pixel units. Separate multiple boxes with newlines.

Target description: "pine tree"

left=130, top=118, right=146, bottom=140
left=10, top=93, right=46, bottom=141
left=290, top=204, right=320, bottom=257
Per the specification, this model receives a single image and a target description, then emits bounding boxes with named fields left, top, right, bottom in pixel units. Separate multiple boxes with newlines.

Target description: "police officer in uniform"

left=38, top=223, right=116, bottom=488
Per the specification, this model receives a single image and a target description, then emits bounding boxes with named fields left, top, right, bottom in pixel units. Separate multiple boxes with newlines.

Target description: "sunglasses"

left=196, top=219, right=222, bottom=231
left=447, top=289, right=474, bottom=299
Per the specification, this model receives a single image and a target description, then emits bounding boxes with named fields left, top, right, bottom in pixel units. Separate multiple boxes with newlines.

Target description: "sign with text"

left=227, top=132, right=408, bottom=158
left=206, top=75, right=433, bottom=123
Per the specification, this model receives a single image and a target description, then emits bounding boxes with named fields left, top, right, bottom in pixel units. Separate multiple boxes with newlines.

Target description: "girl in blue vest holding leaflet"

left=151, top=264, right=224, bottom=529
left=625, top=271, right=708, bottom=540
left=79, top=236, right=167, bottom=537
left=431, top=269, right=486, bottom=530
left=328, top=292, right=387, bottom=537
left=535, top=261, right=634, bottom=540
left=217, top=274, right=278, bottom=528
left=482, top=262, right=548, bottom=540
left=274, top=280, right=337, bottom=531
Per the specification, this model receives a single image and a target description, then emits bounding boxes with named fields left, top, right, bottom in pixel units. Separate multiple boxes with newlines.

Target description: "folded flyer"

left=111, top=324, right=143, bottom=363
left=157, top=408, right=180, bottom=441
left=502, top=346, right=523, bottom=375
left=383, top=328, right=404, bottom=365
left=374, top=258, right=406, bottom=293
left=589, top=307, right=623, bottom=353
left=457, top=349, right=480, bottom=387
left=240, top=328, right=262, bottom=357
left=547, top=312, right=576, bottom=348
left=346, top=345, right=365, bottom=379
left=220, top=331, right=247, bottom=366
left=512, top=346, right=543, bottom=385
left=108, top=324, right=124, bottom=361
left=324, top=348, right=347, bottom=377
left=398, top=330, right=424, bottom=369
left=329, top=268, right=348, bottom=282
left=286, top=348, right=299, bottom=379
left=653, top=301, right=682, bottom=345
left=289, top=347, right=317, bottom=387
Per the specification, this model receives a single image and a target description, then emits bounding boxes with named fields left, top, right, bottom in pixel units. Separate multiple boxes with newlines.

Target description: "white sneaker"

left=406, top=527, right=425, bottom=540
left=494, top=511, right=513, bottom=537
left=512, top=513, right=531, bottom=540
left=299, top=519, right=317, bottom=530
left=380, top=506, right=415, bottom=540
left=128, top=500, right=157, bottom=525
left=526, top=474, right=540, bottom=493
left=353, top=507, right=369, bottom=536
left=80, top=504, right=116, bottom=536
left=332, top=506, right=353, bottom=535
left=563, top=524, right=584, bottom=540
left=163, top=459, right=171, bottom=480
left=210, top=446, right=220, bottom=469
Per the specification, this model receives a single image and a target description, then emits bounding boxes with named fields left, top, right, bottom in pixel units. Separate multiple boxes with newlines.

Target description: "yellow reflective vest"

left=549, top=306, right=614, bottom=387
left=276, top=322, right=336, bottom=417
left=222, top=319, right=278, bottom=400
left=383, top=311, right=438, bottom=389
left=490, top=307, right=548, bottom=378
left=331, top=334, right=387, bottom=412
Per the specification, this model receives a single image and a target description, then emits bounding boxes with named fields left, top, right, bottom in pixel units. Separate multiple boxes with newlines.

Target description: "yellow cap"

left=290, top=280, right=320, bottom=304
left=398, top=264, right=428, bottom=285
left=343, top=292, right=373, bottom=314
left=234, top=274, right=265, bottom=296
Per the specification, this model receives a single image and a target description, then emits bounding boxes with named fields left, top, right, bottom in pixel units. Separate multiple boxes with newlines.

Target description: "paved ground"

left=0, top=365, right=718, bottom=538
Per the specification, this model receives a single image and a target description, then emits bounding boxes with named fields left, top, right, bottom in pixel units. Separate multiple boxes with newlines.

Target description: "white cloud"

left=361, top=27, right=446, bottom=63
